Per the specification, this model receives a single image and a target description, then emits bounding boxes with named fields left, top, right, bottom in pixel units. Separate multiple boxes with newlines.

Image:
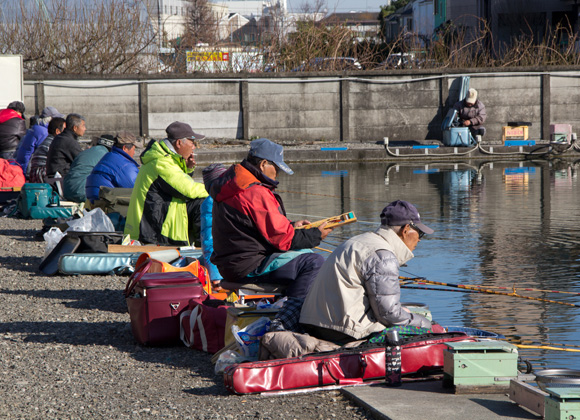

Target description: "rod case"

left=224, top=333, right=473, bottom=394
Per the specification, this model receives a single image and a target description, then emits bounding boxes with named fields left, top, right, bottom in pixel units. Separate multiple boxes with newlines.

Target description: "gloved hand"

left=430, top=321, right=445, bottom=333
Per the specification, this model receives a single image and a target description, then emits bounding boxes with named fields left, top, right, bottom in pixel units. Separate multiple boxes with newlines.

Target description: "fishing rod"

left=398, top=272, right=580, bottom=297
left=515, top=344, right=580, bottom=353
left=458, top=284, right=580, bottom=296
left=518, top=339, right=580, bottom=349
left=400, top=276, right=580, bottom=308
left=401, top=285, right=479, bottom=294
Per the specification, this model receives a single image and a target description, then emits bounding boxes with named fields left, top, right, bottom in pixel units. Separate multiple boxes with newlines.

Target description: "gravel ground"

left=0, top=217, right=373, bottom=420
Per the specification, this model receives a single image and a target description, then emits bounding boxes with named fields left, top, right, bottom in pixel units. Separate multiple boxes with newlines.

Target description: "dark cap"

left=380, top=200, right=434, bottom=235
left=202, top=163, right=228, bottom=192
left=7, top=101, right=25, bottom=114
left=166, top=121, right=205, bottom=141
left=40, top=106, right=65, bottom=119
left=115, top=131, right=142, bottom=148
left=249, top=138, right=293, bottom=175
left=97, top=134, right=115, bottom=149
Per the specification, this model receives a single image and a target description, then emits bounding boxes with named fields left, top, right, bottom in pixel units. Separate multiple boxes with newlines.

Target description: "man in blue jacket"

left=85, top=131, right=141, bottom=203
left=15, top=106, right=65, bottom=174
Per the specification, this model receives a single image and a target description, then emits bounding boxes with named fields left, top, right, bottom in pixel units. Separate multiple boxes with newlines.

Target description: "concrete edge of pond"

left=195, top=141, right=580, bottom=165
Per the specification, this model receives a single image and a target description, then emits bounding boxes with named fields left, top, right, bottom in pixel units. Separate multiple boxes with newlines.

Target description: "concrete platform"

left=342, top=380, right=541, bottom=420
left=195, top=140, right=580, bottom=165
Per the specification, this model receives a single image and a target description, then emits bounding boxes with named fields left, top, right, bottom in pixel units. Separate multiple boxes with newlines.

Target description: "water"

left=281, top=159, right=580, bottom=371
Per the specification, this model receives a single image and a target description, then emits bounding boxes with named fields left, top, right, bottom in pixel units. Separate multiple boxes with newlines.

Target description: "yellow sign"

left=187, top=51, right=230, bottom=62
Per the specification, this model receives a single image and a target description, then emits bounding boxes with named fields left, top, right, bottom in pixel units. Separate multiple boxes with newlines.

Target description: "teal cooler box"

left=441, top=109, right=474, bottom=147
left=442, top=127, right=472, bottom=146
left=17, top=183, right=73, bottom=219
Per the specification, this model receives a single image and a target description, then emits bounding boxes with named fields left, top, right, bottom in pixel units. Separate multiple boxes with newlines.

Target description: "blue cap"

left=249, top=138, right=293, bottom=175
left=380, top=200, right=434, bottom=234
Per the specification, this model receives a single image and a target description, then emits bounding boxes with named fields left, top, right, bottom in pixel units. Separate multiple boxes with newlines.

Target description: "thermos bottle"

left=385, top=329, right=402, bottom=386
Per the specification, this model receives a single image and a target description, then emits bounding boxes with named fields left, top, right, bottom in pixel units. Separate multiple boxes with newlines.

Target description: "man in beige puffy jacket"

left=300, top=200, right=435, bottom=344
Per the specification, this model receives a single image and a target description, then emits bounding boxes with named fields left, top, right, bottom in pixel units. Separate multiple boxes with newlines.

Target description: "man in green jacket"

left=124, top=122, right=208, bottom=246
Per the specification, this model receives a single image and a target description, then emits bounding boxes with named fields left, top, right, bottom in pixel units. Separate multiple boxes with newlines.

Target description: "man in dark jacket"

left=46, top=113, right=86, bottom=177
left=85, top=131, right=141, bottom=202
left=210, top=138, right=333, bottom=331
left=453, top=88, right=487, bottom=139
left=0, top=101, right=26, bottom=159
left=29, top=117, right=66, bottom=183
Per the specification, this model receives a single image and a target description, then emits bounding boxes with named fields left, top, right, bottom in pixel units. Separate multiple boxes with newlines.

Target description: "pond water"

left=279, top=159, right=580, bottom=371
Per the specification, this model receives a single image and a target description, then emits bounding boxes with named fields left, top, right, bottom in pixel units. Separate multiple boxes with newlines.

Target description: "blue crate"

left=445, top=326, right=505, bottom=339
left=504, top=140, right=536, bottom=146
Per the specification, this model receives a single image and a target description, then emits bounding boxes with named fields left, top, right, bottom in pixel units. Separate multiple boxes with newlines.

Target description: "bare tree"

left=182, top=0, right=219, bottom=47
left=0, top=0, right=158, bottom=74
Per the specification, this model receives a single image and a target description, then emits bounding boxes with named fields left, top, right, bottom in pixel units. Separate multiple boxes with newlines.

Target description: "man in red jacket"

left=210, top=138, right=333, bottom=331
left=0, top=101, right=26, bottom=159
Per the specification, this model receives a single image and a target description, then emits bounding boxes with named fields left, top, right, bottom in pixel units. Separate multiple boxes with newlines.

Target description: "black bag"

left=67, top=231, right=124, bottom=253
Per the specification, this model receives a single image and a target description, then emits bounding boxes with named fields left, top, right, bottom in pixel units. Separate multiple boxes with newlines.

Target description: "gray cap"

left=166, top=121, right=205, bottom=141
left=40, top=106, right=65, bottom=119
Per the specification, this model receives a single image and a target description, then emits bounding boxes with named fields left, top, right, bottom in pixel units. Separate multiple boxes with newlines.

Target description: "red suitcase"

left=125, top=271, right=204, bottom=346
left=224, top=333, right=473, bottom=394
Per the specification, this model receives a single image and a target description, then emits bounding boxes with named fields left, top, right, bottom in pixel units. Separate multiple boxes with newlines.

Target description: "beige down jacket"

left=300, top=227, right=432, bottom=340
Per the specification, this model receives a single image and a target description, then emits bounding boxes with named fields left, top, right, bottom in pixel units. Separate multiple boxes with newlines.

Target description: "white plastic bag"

left=66, top=207, right=115, bottom=232
left=43, top=227, right=66, bottom=258
left=231, top=316, right=271, bottom=359
left=214, top=350, right=246, bottom=375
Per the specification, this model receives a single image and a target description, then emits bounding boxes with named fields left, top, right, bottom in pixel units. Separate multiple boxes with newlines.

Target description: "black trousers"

left=186, top=197, right=204, bottom=247
left=469, top=127, right=486, bottom=137
left=241, top=253, right=325, bottom=298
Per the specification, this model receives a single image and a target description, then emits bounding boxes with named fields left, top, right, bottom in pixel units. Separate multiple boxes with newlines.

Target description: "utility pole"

left=158, top=0, right=162, bottom=49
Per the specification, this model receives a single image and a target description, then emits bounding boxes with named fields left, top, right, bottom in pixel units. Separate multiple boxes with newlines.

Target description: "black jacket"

left=0, top=109, right=26, bottom=155
left=46, top=128, right=83, bottom=177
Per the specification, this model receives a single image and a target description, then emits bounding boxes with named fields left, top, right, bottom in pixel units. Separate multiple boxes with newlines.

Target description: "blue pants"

left=242, top=253, right=324, bottom=298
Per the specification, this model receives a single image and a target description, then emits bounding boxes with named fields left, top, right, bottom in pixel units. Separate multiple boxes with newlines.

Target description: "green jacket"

left=124, top=140, right=208, bottom=245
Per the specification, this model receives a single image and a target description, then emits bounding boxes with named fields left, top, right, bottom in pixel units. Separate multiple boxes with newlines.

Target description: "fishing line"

left=280, top=189, right=382, bottom=203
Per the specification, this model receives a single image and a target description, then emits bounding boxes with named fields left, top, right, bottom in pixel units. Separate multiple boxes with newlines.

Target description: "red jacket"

left=0, top=109, right=26, bottom=154
left=210, top=160, right=321, bottom=281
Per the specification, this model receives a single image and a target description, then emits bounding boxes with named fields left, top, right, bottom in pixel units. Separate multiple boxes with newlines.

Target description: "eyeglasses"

left=409, top=223, right=425, bottom=239
left=267, top=161, right=279, bottom=174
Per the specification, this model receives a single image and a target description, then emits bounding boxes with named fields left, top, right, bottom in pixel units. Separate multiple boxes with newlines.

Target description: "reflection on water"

left=282, top=159, right=580, bottom=370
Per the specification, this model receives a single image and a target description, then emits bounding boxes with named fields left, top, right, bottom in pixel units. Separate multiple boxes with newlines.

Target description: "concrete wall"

left=247, top=78, right=340, bottom=141
left=147, top=80, right=242, bottom=139
left=23, top=68, right=580, bottom=143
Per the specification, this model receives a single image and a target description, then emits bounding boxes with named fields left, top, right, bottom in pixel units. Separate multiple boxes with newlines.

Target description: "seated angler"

left=453, top=88, right=487, bottom=140
left=85, top=131, right=141, bottom=203
left=210, top=138, right=333, bottom=331
left=124, top=122, right=207, bottom=246
left=300, top=200, right=442, bottom=344
left=62, top=134, right=114, bottom=203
